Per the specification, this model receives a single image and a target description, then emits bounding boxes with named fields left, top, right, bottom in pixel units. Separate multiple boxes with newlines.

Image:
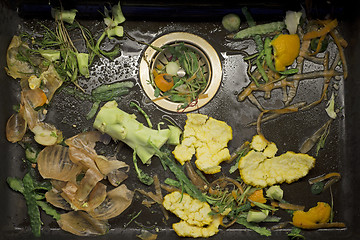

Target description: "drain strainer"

left=139, top=32, right=222, bottom=112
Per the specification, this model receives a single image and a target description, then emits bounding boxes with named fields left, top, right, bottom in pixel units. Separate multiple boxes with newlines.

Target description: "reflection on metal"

left=139, top=32, right=222, bottom=112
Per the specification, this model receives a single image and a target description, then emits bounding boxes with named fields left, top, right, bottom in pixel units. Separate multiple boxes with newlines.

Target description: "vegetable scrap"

left=93, top=101, right=180, bottom=164
left=154, top=73, right=174, bottom=92
left=6, top=50, right=64, bottom=146
left=266, top=185, right=283, bottom=201
left=285, top=11, right=303, bottom=35
left=7, top=170, right=57, bottom=237
left=220, top=7, right=347, bottom=235
left=3, top=2, right=348, bottom=239
left=140, top=131, right=343, bottom=238
left=271, top=34, right=300, bottom=71
left=308, top=172, right=341, bottom=195
left=248, top=189, right=267, bottom=205
left=151, top=144, right=207, bottom=202
left=172, top=113, right=233, bottom=174
left=292, top=202, right=345, bottom=229
left=5, top=0, right=132, bottom=141
left=239, top=135, right=315, bottom=187
left=287, top=227, right=305, bottom=239
left=136, top=230, right=158, bottom=240
left=232, top=8, right=347, bottom=135
left=299, top=119, right=333, bottom=155
left=5, top=0, right=131, bottom=148
left=38, top=131, right=133, bottom=236
left=163, top=191, right=221, bottom=238
left=133, top=150, right=154, bottom=186
left=230, top=21, right=286, bottom=40
left=222, top=13, right=241, bottom=32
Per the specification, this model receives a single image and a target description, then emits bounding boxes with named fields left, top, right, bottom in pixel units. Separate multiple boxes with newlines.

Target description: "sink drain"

left=139, top=32, right=222, bottom=112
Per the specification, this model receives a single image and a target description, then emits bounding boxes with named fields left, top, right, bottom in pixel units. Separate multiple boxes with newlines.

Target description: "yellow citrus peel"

left=271, top=34, right=300, bottom=71
left=292, top=202, right=331, bottom=229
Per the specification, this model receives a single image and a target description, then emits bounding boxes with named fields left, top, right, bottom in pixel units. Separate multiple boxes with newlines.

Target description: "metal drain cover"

left=139, top=32, right=222, bottom=112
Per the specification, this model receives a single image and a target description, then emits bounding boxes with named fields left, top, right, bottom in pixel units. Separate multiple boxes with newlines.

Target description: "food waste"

left=3, top=2, right=348, bottom=239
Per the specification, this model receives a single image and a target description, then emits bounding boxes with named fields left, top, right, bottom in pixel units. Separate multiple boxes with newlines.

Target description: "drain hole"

left=139, top=32, right=222, bottom=112
left=151, top=42, right=212, bottom=95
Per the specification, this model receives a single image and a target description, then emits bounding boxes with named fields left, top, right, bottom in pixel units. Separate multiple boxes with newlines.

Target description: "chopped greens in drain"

left=151, top=42, right=209, bottom=111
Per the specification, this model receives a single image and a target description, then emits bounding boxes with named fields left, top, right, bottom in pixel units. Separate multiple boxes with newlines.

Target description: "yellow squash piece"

left=239, top=135, right=315, bottom=187
left=271, top=34, right=300, bottom=71
left=163, top=191, right=220, bottom=238
left=292, top=202, right=331, bottom=229
left=172, top=113, right=233, bottom=174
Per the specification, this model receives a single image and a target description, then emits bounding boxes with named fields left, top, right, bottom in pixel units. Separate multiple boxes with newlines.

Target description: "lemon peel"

left=172, top=113, right=232, bottom=174
left=163, top=191, right=221, bottom=238
left=239, top=135, right=315, bottom=187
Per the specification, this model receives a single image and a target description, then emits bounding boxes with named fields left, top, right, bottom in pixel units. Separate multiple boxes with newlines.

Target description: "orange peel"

left=271, top=34, right=300, bottom=71
left=292, top=202, right=331, bottom=229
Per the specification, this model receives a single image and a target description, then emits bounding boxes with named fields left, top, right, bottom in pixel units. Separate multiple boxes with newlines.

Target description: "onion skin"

left=87, top=182, right=107, bottom=211
left=65, top=131, right=103, bottom=150
left=94, top=155, right=129, bottom=176
left=37, top=145, right=82, bottom=183
left=6, top=113, right=27, bottom=143
left=65, top=131, right=105, bottom=170
left=89, top=184, right=134, bottom=220
left=45, top=189, right=72, bottom=211
left=75, top=168, right=104, bottom=202
left=57, top=211, right=110, bottom=236
left=23, top=88, right=48, bottom=108
left=6, top=35, right=34, bottom=79
left=39, top=130, right=135, bottom=235
left=21, top=91, right=63, bottom=146
left=107, top=169, right=128, bottom=187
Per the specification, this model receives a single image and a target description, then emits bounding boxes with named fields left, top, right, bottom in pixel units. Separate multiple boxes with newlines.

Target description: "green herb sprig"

left=7, top=170, right=59, bottom=237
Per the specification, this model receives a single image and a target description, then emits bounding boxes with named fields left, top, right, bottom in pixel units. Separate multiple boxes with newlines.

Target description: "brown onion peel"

left=185, top=161, right=208, bottom=191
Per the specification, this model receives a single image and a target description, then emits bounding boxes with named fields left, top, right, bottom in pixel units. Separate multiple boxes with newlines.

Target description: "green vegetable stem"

left=91, top=81, right=134, bottom=102
left=76, top=53, right=90, bottom=78
left=241, top=7, right=264, bottom=51
left=130, top=101, right=153, bottom=128
left=86, top=81, right=134, bottom=120
left=149, top=143, right=206, bottom=202
left=164, top=178, right=191, bottom=195
left=52, top=9, right=77, bottom=24
left=264, top=37, right=277, bottom=72
left=232, top=21, right=285, bottom=40
left=93, top=101, right=171, bottom=164
left=133, top=150, right=154, bottom=186
left=255, top=52, right=268, bottom=82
